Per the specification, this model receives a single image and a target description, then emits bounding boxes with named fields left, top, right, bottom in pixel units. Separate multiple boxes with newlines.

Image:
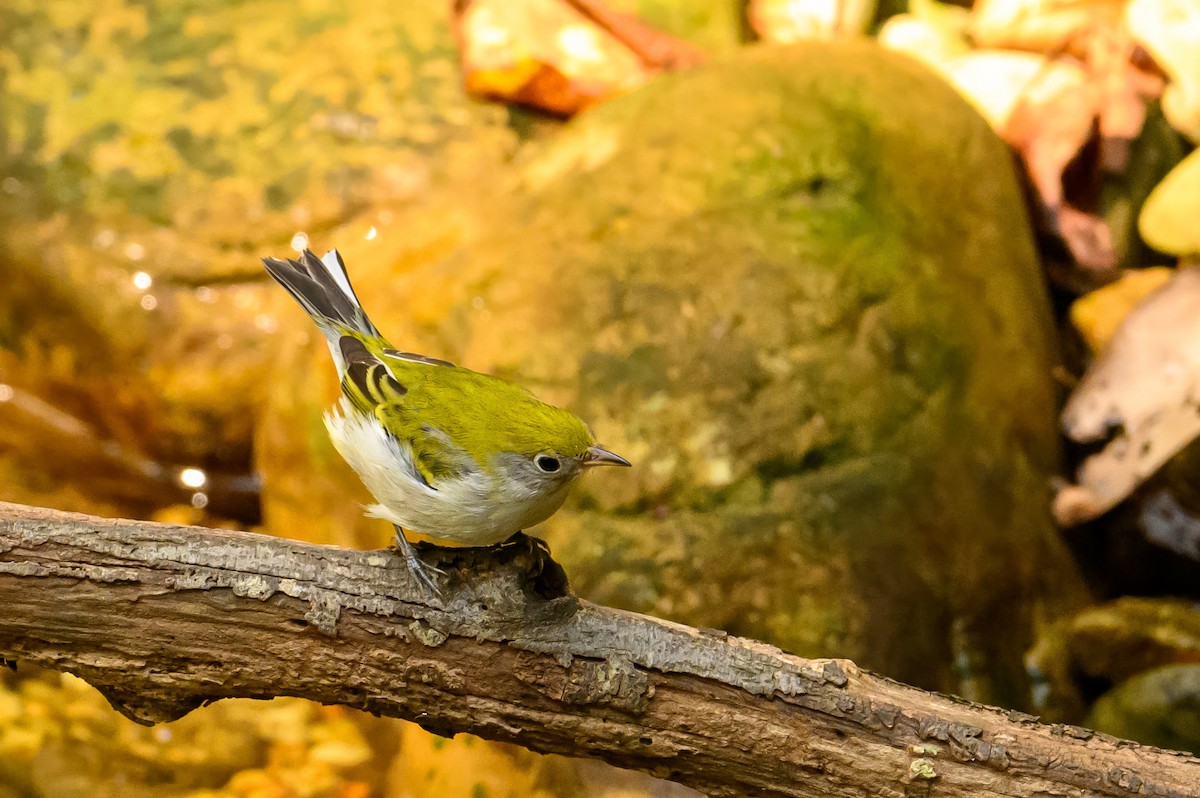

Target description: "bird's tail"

left=263, top=249, right=380, bottom=367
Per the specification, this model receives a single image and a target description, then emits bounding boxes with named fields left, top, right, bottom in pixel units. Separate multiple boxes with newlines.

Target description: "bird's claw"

left=404, top=553, right=444, bottom=597
left=392, top=525, right=444, bottom=598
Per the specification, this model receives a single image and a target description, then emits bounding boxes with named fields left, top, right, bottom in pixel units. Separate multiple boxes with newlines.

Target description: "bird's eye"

left=534, top=455, right=561, bottom=473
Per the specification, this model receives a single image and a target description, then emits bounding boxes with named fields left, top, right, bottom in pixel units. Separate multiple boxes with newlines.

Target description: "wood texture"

left=1, top=500, right=1197, bottom=797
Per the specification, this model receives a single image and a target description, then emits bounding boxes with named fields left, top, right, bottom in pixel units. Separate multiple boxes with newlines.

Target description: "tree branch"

left=0, top=501, right=1197, bottom=797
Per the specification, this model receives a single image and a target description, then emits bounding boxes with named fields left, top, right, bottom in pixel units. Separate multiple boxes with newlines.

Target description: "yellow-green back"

left=342, top=332, right=594, bottom=479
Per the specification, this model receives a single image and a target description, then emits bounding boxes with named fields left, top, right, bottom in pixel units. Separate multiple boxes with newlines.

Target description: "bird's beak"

left=583, top=445, right=631, bottom=468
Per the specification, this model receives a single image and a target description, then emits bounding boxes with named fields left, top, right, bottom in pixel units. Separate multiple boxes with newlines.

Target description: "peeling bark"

left=0, top=500, right=1198, bottom=797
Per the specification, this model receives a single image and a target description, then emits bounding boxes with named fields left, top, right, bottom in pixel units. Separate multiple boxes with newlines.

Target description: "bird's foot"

left=404, top=550, right=445, bottom=597
left=392, top=526, right=445, bottom=597
left=495, top=531, right=565, bottom=594
left=498, top=530, right=550, bottom=557
left=498, top=530, right=526, bottom=548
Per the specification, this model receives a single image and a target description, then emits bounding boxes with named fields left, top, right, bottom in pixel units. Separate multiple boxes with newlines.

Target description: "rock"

left=260, top=40, right=1085, bottom=707
left=1028, top=595, right=1200, bottom=725
left=1088, top=664, right=1200, bottom=754
left=1066, top=597, right=1200, bottom=684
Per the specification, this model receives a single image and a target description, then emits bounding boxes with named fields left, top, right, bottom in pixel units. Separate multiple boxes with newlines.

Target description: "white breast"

left=322, top=400, right=570, bottom=545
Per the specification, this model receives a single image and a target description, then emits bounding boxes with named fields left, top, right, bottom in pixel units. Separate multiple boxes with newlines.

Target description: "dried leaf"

left=750, top=0, right=878, bottom=41
left=1000, top=58, right=1097, bottom=210
left=1127, top=0, right=1200, bottom=142
left=1069, top=266, right=1174, bottom=353
left=456, top=0, right=648, bottom=117
left=971, top=0, right=1126, bottom=55
left=1088, top=24, right=1149, bottom=172
left=1141, top=490, right=1200, bottom=560
left=1139, top=146, right=1200, bottom=255
left=454, top=0, right=703, bottom=117
left=1058, top=206, right=1118, bottom=272
left=1055, top=265, right=1200, bottom=525
left=937, top=0, right=1162, bottom=272
left=878, top=0, right=971, bottom=69
left=946, top=46, right=1152, bottom=271
left=944, top=51, right=1112, bottom=267
left=563, top=0, right=706, bottom=69
left=946, top=50, right=1093, bottom=132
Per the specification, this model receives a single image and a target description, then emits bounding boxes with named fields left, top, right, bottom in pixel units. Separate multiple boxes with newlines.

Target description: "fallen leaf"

left=1069, top=266, right=1174, bottom=353
left=1126, top=0, right=1200, bottom=142
left=1058, top=206, right=1118, bottom=272
left=946, top=50, right=1093, bottom=134
left=1087, top=23, right=1149, bottom=172
left=971, top=0, right=1126, bottom=56
left=563, top=0, right=706, bottom=70
left=878, top=0, right=972, bottom=70
left=1055, top=265, right=1200, bottom=525
left=945, top=52, right=1113, bottom=268
left=958, top=0, right=1163, bottom=273
left=455, top=0, right=653, bottom=116
left=946, top=46, right=1155, bottom=272
left=1140, top=489, right=1200, bottom=560
left=750, top=0, right=878, bottom=41
left=1139, top=147, right=1200, bottom=255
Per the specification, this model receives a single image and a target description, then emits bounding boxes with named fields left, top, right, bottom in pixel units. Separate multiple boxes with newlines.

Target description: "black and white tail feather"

left=262, top=249, right=379, bottom=372
left=263, top=247, right=448, bottom=596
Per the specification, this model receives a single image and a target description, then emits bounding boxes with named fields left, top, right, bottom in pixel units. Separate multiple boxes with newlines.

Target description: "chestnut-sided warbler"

left=263, top=249, right=629, bottom=593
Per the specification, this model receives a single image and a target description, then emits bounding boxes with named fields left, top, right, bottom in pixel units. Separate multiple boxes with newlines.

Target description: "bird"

left=262, top=248, right=629, bottom=593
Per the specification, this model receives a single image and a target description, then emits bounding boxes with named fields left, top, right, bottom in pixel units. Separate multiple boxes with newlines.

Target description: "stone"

left=1088, top=664, right=1200, bottom=754
left=1067, top=597, right=1200, bottom=684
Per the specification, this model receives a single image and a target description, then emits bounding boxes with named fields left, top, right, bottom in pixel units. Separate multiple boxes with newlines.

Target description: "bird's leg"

left=392, top=525, right=445, bottom=596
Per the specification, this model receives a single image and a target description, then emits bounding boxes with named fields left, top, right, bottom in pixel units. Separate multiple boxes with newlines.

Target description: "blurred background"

left=3, top=0, right=1200, bottom=796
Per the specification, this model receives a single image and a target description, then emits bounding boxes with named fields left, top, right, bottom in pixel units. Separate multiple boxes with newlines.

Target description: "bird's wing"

left=338, top=335, right=469, bottom=488
left=337, top=335, right=407, bottom=415
left=382, top=348, right=456, bottom=368
left=403, top=424, right=470, bottom=488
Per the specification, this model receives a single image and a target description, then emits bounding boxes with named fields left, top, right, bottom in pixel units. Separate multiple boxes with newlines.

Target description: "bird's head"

left=488, top=402, right=629, bottom=502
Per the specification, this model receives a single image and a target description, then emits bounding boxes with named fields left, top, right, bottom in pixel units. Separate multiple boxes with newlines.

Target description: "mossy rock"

left=261, top=41, right=1085, bottom=707
left=1088, top=664, right=1200, bottom=754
